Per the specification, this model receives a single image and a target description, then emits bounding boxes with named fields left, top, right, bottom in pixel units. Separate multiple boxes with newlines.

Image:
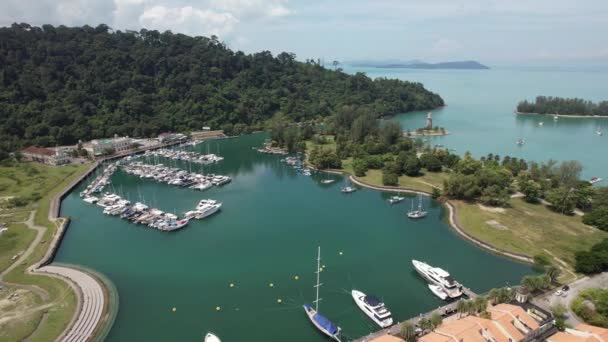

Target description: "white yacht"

left=388, top=195, right=404, bottom=204
left=412, top=260, right=463, bottom=299
left=407, top=196, right=427, bottom=219
left=204, top=332, right=221, bottom=342
left=428, top=284, right=448, bottom=300
left=321, top=179, right=335, bottom=184
left=196, top=199, right=222, bottom=218
left=83, top=196, right=98, bottom=204
left=190, top=181, right=212, bottom=191
left=351, top=290, right=394, bottom=328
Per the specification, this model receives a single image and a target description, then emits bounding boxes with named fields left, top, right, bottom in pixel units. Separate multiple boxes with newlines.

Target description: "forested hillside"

left=0, top=23, right=443, bottom=156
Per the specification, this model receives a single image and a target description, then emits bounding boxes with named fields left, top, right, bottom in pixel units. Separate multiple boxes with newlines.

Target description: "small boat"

left=321, top=179, right=335, bottom=184
left=303, top=247, right=342, bottom=342
left=590, top=177, right=603, bottom=184
left=388, top=194, right=405, bottom=204
left=407, top=195, right=427, bottom=219
left=351, top=290, right=394, bottom=328
left=516, top=138, right=525, bottom=146
left=597, top=128, right=603, bottom=136
left=538, top=122, right=544, bottom=126
left=341, top=186, right=356, bottom=194
left=554, top=115, right=559, bottom=121
left=428, top=284, right=448, bottom=300
left=204, top=332, right=221, bottom=342
left=83, top=196, right=98, bottom=204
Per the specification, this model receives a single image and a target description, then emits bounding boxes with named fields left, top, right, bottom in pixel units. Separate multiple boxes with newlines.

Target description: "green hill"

left=0, top=23, right=443, bottom=157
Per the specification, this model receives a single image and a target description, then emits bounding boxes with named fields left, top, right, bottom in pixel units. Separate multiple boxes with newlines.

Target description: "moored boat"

left=428, top=284, right=448, bottom=300
left=303, top=246, right=342, bottom=342
left=412, top=260, right=463, bottom=299
left=351, top=290, right=394, bottom=328
left=204, top=332, right=221, bottom=342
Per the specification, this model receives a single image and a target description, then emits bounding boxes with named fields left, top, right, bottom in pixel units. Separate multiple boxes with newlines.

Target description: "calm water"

left=56, top=134, right=532, bottom=341
left=345, top=65, right=608, bottom=180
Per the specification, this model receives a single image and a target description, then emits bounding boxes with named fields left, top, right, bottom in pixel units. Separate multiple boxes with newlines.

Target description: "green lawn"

left=357, top=169, right=448, bottom=193
left=453, top=198, right=607, bottom=267
left=1, top=161, right=92, bottom=341
left=0, top=223, right=37, bottom=273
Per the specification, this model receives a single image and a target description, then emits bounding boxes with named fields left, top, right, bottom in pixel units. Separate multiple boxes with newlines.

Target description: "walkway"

left=352, top=288, right=478, bottom=342
left=348, top=176, right=533, bottom=263
left=0, top=209, right=106, bottom=342
left=37, top=265, right=105, bottom=342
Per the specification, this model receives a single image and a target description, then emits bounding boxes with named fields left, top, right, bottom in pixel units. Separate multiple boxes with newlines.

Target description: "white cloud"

left=209, top=0, right=292, bottom=19
left=139, top=5, right=238, bottom=36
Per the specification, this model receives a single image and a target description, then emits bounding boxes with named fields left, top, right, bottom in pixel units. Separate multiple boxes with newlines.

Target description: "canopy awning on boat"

left=313, top=312, right=338, bottom=335
left=364, top=295, right=381, bottom=307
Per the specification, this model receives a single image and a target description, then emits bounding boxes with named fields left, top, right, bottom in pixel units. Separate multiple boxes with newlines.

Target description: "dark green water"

left=56, top=134, right=532, bottom=341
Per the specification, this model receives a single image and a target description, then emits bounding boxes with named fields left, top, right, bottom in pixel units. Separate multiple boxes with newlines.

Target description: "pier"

left=352, top=288, right=478, bottom=342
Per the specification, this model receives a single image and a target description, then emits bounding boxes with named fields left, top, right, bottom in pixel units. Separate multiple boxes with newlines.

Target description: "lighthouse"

left=425, top=112, right=433, bottom=130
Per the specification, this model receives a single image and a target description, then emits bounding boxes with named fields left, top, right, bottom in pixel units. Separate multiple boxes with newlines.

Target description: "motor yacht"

left=412, top=260, right=463, bottom=299
left=351, top=290, right=393, bottom=328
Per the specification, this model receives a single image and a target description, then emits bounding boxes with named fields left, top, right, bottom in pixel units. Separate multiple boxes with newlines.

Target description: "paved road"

left=0, top=210, right=106, bottom=342
left=532, top=272, right=608, bottom=326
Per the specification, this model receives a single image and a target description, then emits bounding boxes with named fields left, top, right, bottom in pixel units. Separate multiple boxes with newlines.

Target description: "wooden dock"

left=352, top=287, right=478, bottom=342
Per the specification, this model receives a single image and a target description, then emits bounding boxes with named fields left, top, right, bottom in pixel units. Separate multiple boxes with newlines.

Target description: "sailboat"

left=341, top=180, right=356, bottom=193
left=597, top=127, right=603, bottom=136
left=303, top=247, right=342, bottom=342
left=407, top=195, right=428, bottom=219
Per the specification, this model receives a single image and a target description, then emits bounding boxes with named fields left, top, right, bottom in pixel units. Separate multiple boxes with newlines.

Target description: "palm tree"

left=400, top=321, right=417, bottom=342
left=473, top=296, right=488, bottom=313
left=430, top=312, right=443, bottom=330
left=456, top=299, right=468, bottom=317
left=418, top=317, right=433, bottom=332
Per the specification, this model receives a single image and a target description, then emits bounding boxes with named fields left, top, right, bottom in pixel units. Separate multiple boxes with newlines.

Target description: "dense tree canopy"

left=517, top=96, right=608, bottom=116
left=0, top=23, right=443, bottom=156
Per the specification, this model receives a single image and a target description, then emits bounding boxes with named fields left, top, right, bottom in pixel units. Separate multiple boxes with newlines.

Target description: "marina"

left=54, top=134, right=534, bottom=342
left=121, top=162, right=231, bottom=189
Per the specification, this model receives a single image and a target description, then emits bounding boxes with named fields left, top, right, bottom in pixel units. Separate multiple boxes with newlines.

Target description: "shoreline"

left=516, top=111, right=608, bottom=119
left=344, top=174, right=534, bottom=264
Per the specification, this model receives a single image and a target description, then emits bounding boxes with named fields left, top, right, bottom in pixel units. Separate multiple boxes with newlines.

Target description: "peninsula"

left=517, top=96, right=608, bottom=117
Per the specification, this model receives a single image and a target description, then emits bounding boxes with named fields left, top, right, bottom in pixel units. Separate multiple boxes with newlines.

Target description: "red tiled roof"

left=22, top=146, right=55, bottom=156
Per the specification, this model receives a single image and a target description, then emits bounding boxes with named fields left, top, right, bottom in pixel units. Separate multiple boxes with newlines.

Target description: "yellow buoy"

left=229, top=283, right=235, bottom=288
left=216, top=306, right=221, bottom=311
left=294, top=275, right=299, bottom=280
left=269, top=283, right=274, bottom=287
left=277, top=298, right=282, bottom=304
left=172, top=307, right=176, bottom=312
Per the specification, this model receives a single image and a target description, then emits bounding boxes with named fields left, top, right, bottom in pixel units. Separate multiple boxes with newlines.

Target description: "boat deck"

left=351, top=287, right=477, bottom=342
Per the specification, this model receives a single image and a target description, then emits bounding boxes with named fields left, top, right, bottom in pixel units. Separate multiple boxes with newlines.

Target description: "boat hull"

left=303, top=305, right=341, bottom=342
left=204, top=333, right=221, bottom=342
left=351, top=290, right=393, bottom=328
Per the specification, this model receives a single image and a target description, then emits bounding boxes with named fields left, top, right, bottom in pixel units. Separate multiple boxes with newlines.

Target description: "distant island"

left=349, top=60, right=489, bottom=70
left=517, top=96, right=608, bottom=117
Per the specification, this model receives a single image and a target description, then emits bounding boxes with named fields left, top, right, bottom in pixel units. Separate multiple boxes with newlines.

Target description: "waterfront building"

left=547, top=324, right=608, bottom=342
left=158, top=132, right=187, bottom=143
left=84, top=135, right=133, bottom=157
left=21, top=146, right=70, bottom=165
left=419, top=303, right=553, bottom=342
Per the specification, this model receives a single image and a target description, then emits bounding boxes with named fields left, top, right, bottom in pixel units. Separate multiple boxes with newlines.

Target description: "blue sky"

left=1, top=0, right=607, bottom=64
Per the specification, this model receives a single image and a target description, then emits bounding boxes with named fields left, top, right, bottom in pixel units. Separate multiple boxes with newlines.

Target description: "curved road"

left=0, top=210, right=105, bottom=342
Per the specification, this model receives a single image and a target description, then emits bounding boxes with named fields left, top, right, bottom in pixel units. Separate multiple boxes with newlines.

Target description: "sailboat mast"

left=315, top=246, right=321, bottom=311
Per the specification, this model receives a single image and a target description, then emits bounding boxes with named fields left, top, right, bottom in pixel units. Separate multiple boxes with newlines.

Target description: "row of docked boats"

left=144, top=148, right=223, bottom=164
left=80, top=163, right=118, bottom=198
left=82, top=193, right=222, bottom=231
left=122, top=162, right=231, bottom=190
left=303, top=253, right=464, bottom=341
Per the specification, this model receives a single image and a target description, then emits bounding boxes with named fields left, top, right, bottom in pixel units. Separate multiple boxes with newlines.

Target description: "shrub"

left=382, top=171, right=398, bottom=186
left=352, top=158, right=368, bottom=177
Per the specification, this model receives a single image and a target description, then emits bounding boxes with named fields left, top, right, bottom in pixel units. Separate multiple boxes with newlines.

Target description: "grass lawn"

left=0, top=223, right=36, bottom=273
left=453, top=198, right=608, bottom=268
left=357, top=169, right=448, bottom=193
left=1, top=161, right=91, bottom=341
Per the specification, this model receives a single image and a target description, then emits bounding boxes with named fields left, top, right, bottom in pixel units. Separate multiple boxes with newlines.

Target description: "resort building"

left=21, top=146, right=70, bottom=165
left=83, top=136, right=133, bottom=157
left=157, top=132, right=187, bottom=143
left=547, top=324, right=608, bottom=342
left=418, top=303, right=553, bottom=342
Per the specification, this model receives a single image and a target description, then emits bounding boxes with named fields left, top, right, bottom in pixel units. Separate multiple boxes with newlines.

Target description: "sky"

left=1, top=0, right=607, bottom=65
